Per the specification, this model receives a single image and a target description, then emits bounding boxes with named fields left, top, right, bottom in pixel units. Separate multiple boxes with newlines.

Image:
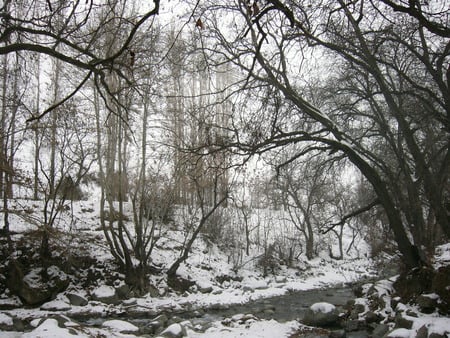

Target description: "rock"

left=429, top=333, right=448, bottom=338
left=371, top=323, right=389, bottom=338
left=405, top=310, right=418, bottom=317
left=50, top=314, right=72, bottom=328
left=153, top=314, right=169, bottom=328
left=385, top=328, right=412, bottom=337
left=329, top=329, right=345, bottom=338
left=394, top=314, right=413, bottom=329
left=432, top=266, right=450, bottom=314
left=167, top=274, right=195, bottom=293
left=350, top=303, right=366, bottom=320
left=365, top=311, right=383, bottom=324
left=40, top=299, right=71, bottom=311
left=13, top=317, right=28, bottom=331
left=66, top=293, right=88, bottom=306
left=243, top=280, right=269, bottom=292
left=160, top=323, right=185, bottom=337
left=345, top=319, right=361, bottom=332
left=416, top=325, right=428, bottom=338
left=303, top=302, right=340, bottom=327
left=416, top=294, right=438, bottom=314
left=353, top=284, right=364, bottom=298
left=143, top=319, right=165, bottom=335
left=0, top=296, right=22, bottom=310
left=275, top=276, right=287, bottom=283
left=391, top=297, right=401, bottom=310
left=197, top=282, right=213, bottom=294
left=148, top=284, right=160, bottom=297
left=102, top=319, right=139, bottom=334
left=0, top=313, right=14, bottom=330
left=167, top=315, right=184, bottom=326
left=91, top=285, right=120, bottom=305
left=115, top=283, right=130, bottom=299
left=393, top=267, right=434, bottom=302
left=6, top=261, right=69, bottom=306
left=215, top=274, right=243, bottom=284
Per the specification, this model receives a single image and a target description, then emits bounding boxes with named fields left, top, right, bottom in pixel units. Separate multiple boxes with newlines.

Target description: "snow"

left=387, top=328, right=411, bottom=337
left=92, top=285, right=116, bottom=298
left=102, top=319, right=139, bottom=333
left=161, top=323, right=183, bottom=336
left=0, top=197, right=448, bottom=338
left=187, top=319, right=300, bottom=338
left=242, top=278, right=269, bottom=291
left=310, top=302, right=336, bottom=313
left=40, top=299, right=72, bottom=311
left=0, top=313, right=13, bottom=326
left=22, top=319, right=88, bottom=338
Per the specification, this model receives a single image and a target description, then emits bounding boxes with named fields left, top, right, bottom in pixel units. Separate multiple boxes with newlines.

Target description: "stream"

left=81, top=285, right=370, bottom=337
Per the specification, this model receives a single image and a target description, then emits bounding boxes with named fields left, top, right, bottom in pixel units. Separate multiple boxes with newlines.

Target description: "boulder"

left=386, top=328, right=413, bottom=337
left=102, top=319, right=139, bottom=334
left=40, top=299, right=71, bottom=311
left=6, top=261, right=69, bottom=306
left=196, top=281, right=213, bottom=294
left=394, top=314, right=413, bottom=329
left=167, top=274, right=195, bottom=293
left=432, top=266, right=450, bottom=314
left=365, top=311, right=383, bottom=324
left=302, top=302, right=340, bottom=327
left=91, top=285, right=120, bottom=305
left=416, top=325, right=429, bottom=338
left=371, top=323, right=390, bottom=338
left=393, top=267, right=434, bottom=302
left=416, top=294, right=438, bottom=314
left=350, top=303, right=366, bottom=320
left=160, top=323, right=186, bottom=338
left=345, top=319, right=362, bottom=332
left=66, top=293, right=88, bottom=306
left=0, top=313, right=14, bottom=331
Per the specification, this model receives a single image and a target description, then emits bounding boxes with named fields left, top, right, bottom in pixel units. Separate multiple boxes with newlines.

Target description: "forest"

left=0, top=1, right=448, bottom=337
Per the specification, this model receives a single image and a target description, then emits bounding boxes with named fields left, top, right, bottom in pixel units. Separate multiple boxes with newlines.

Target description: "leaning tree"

left=195, top=0, right=449, bottom=269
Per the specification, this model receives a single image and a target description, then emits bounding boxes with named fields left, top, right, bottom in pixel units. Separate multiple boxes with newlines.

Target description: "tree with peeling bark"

left=197, top=0, right=449, bottom=270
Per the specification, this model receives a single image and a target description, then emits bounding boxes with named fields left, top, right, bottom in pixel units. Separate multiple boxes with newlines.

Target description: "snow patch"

left=102, top=319, right=139, bottom=333
left=92, top=285, right=115, bottom=298
left=310, top=302, right=336, bottom=313
left=0, top=313, right=13, bottom=326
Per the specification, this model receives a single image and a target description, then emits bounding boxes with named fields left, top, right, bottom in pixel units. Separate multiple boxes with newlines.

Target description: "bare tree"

left=167, top=168, right=229, bottom=282
left=0, top=0, right=161, bottom=122
left=198, top=0, right=449, bottom=269
left=275, top=153, right=336, bottom=260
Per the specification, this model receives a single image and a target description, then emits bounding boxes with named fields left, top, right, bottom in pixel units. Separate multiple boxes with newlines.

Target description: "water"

left=206, top=286, right=355, bottom=322
left=78, top=285, right=371, bottom=336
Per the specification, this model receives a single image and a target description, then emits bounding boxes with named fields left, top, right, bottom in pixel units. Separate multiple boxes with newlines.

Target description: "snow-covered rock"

left=196, top=281, right=213, bottom=294
left=160, top=322, right=186, bottom=337
left=22, top=318, right=81, bottom=338
left=7, top=263, right=69, bottom=306
left=102, top=319, right=139, bottom=333
left=40, top=299, right=72, bottom=311
left=91, top=285, right=119, bottom=305
left=0, top=313, right=14, bottom=330
left=66, top=293, right=88, bottom=306
left=303, top=302, right=340, bottom=327
left=243, top=279, right=269, bottom=292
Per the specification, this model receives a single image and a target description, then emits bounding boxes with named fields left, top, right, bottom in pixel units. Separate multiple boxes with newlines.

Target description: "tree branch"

left=321, top=198, right=380, bottom=234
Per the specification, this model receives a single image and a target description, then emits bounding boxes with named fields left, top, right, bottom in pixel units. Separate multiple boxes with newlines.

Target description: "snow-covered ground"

left=0, top=198, right=449, bottom=337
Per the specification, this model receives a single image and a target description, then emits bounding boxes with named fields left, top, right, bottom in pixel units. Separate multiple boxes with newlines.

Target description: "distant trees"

left=275, top=154, right=335, bottom=260
left=199, top=0, right=449, bottom=270
left=0, top=0, right=160, bottom=121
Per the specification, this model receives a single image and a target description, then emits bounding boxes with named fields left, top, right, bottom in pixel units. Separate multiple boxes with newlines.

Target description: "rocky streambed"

left=73, top=284, right=367, bottom=337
